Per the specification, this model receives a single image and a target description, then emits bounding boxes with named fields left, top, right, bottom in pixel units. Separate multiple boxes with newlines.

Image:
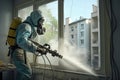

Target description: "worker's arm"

left=16, top=23, right=38, bottom=53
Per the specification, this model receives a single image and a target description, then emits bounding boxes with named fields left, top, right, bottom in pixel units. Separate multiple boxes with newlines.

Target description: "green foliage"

left=39, top=4, right=58, bottom=43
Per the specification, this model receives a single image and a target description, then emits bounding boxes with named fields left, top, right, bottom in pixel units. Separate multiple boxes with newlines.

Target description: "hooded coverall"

left=12, top=10, right=43, bottom=80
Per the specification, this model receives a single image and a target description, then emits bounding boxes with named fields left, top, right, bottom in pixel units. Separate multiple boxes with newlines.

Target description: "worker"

left=12, top=10, right=46, bottom=80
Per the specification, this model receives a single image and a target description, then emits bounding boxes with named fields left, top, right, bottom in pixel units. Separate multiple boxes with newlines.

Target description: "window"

left=37, top=1, right=58, bottom=65
left=63, top=0, right=100, bottom=74
left=80, top=31, right=84, bottom=37
left=15, top=0, right=110, bottom=76
left=71, top=34, right=74, bottom=39
left=80, top=39, right=84, bottom=45
left=17, top=1, right=59, bottom=66
left=81, top=24, right=84, bottom=29
left=92, top=56, right=99, bottom=69
left=71, top=26, right=74, bottom=31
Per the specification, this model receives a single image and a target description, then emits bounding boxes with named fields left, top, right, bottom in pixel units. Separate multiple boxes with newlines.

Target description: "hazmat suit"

left=12, top=10, right=45, bottom=80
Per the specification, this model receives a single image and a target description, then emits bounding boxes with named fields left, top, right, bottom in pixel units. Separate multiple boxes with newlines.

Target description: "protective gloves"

left=36, top=47, right=47, bottom=55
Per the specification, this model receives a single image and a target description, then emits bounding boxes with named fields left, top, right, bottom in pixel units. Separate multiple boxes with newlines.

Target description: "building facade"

left=91, top=5, right=100, bottom=70
left=65, top=17, right=91, bottom=65
left=64, top=5, right=100, bottom=70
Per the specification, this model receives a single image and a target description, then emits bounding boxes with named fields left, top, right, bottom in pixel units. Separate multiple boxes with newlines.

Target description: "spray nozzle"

left=49, top=50, right=63, bottom=59
left=31, top=40, right=63, bottom=59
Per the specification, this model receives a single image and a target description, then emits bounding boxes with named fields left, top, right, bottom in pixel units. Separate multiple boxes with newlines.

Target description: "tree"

left=38, top=4, right=58, bottom=44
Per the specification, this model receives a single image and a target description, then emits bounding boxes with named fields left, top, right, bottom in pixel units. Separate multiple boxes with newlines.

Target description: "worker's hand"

left=36, top=47, right=47, bottom=55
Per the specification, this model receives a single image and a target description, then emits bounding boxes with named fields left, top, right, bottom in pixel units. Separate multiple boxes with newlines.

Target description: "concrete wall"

left=32, top=68, right=107, bottom=80
left=0, top=1, right=14, bottom=80
left=0, top=0, right=13, bottom=62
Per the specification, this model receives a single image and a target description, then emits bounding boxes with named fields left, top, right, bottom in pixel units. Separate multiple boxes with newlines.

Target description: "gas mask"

left=37, top=18, right=46, bottom=35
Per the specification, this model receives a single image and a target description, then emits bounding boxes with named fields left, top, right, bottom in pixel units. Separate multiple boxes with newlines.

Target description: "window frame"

left=14, top=0, right=111, bottom=76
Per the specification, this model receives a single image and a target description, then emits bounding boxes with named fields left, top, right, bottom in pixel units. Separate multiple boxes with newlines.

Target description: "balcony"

left=92, top=55, right=99, bottom=69
left=93, top=48, right=98, bottom=55
left=92, top=28, right=98, bottom=32
left=91, top=41, right=99, bottom=47
left=91, top=11, right=98, bottom=18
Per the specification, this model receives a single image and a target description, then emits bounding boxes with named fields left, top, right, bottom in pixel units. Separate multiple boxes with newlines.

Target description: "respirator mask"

left=37, top=18, right=46, bottom=35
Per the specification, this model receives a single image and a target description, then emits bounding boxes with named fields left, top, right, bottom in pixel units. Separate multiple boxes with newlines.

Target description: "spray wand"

left=31, top=40, right=63, bottom=59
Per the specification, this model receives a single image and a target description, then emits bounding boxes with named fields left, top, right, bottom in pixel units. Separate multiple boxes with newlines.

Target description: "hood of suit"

left=24, top=10, right=43, bottom=27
